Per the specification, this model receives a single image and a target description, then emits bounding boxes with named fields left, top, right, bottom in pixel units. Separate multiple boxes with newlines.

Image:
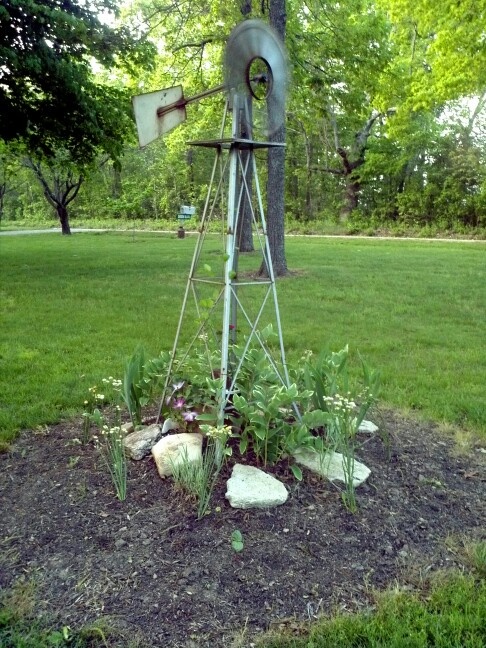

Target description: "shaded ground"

left=1, top=410, right=484, bottom=647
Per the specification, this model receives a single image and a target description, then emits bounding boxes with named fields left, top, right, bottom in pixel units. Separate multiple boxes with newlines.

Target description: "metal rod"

left=157, top=85, right=225, bottom=118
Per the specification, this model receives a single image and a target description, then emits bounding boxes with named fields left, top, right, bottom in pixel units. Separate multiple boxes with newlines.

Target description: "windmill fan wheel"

left=224, top=19, right=287, bottom=136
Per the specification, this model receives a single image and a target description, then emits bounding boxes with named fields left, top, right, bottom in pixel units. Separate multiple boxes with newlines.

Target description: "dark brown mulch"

left=0, top=410, right=484, bottom=647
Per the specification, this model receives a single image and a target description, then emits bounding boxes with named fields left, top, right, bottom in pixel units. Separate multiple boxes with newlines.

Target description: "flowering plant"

left=83, top=377, right=127, bottom=500
left=163, top=381, right=199, bottom=428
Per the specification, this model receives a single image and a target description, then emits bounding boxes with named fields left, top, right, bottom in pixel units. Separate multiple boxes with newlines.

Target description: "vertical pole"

left=218, top=94, right=240, bottom=432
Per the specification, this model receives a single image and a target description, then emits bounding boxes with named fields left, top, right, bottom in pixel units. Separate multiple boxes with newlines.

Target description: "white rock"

left=358, top=419, right=379, bottom=434
left=162, top=418, right=179, bottom=435
left=123, top=424, right=164, bottom=460
left=151, top=433, right=203, bottom=478
left=225, top=464, right=288, bottom=509
left=293, top=448, right=371, bottom=486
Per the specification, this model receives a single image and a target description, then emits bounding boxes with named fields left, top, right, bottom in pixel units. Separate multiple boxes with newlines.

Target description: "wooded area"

left=1, top=0, right=485, bottom=237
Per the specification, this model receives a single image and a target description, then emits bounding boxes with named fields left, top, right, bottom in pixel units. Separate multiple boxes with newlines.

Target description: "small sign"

left=180, top=205, right=196, bottom=216
left=178, top=206, right=196, bottom=221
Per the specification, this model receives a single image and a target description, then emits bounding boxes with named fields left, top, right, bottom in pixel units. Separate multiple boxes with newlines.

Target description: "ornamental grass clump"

left=83, top=377, right=127, bottom=501
left=93, top=419, right=127, bottom=502
left=321, top=393, right=361, bottom=512
left=170, top=425, right=232, bottom=519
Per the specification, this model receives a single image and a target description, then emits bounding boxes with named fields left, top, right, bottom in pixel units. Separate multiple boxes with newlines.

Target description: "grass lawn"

left=1, top=231, right=485, bottom=646
left=1, top=232, right=485, bottom=443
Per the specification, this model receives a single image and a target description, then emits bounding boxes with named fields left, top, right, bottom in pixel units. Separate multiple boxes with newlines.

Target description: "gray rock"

left=293, top=448, right=371, bottom=486
left=225, top=464, right=288, bottom=509
left=123, top=424, right=164, bottom=460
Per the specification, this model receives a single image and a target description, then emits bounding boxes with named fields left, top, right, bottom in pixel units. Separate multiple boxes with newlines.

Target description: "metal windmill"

left=132, top=19, right=290, bottom=428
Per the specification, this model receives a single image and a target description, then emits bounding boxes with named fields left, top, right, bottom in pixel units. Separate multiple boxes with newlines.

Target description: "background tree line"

left=1, top=0, right=485, bottom=236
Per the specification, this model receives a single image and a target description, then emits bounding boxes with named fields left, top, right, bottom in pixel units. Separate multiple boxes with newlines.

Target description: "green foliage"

left=0, top=0, right=154, bottom=162
left=232, top=381, right=303, bottom=465
left=2, top=0, right=485, bottom=231
left=89, top=406, right=127, bottom=501
left=121, top=346, right=148, bottom=426
left=297, top=347, right=379, bottom=511
left=379, top=0, right=486, bottom=108
left=0, top=580, right=112, bottom=647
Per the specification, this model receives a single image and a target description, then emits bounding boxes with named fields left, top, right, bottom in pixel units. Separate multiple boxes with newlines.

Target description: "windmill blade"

left=224, top=19, right=287, bottom=136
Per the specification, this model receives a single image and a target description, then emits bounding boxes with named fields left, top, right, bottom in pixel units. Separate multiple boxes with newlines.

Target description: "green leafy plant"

left=232, top=382, right=308, bottom=465
left=231, top=529, right=244, bottom=552
left=120, top=346, right=147, bottom=426
left=228, top=334, right=314, bottom=469
left=91, top=332, right=379, bottom=511
left=298, top=348, right=380, bottom=512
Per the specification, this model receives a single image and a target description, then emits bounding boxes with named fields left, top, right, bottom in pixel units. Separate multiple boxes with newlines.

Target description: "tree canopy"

left=0, top=0, right=153, bottom=162
left=1, top=0, right=485, bottom=235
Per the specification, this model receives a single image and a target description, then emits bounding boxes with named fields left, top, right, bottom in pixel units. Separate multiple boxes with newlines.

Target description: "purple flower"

left=173, top=397, right=185, bottom=409
left=183, top=410, right=198, bottom=422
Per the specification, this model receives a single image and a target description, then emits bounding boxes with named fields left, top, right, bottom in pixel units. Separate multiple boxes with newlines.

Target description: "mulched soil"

left=1, top=410, right=485, bottom=647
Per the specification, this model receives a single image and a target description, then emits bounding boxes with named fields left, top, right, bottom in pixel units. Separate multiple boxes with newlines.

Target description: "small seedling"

left=231, top=529, right=244, bottom=552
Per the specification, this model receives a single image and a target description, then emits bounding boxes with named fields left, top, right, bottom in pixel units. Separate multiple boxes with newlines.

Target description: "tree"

left=24, top=155, right=83, bottom=234
left=0, top=0, right=153, bottom=162
left=379, top=0, right=486, bottom=109
left=0, top=142, right=16, bottom=226
left=265, top=0, right=289, bottom=276
left=287, top=0, right=393, bottom=219
left=328, top=109, right=393, bottom=218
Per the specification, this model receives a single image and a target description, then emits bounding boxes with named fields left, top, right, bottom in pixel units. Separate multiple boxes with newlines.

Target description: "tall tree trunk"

left=57, top=205, right=72, bottom=235
left=0, top=182, right=6, bottom=227
left=265, top=0, right=288, bottom=276
left=112, top=165, right=122, bottom=199
left=331, top=111, right=383, bottom=221
left=341, top=174, right=360, bottom=220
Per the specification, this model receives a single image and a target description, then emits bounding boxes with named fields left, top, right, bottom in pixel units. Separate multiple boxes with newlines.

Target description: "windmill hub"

left=247, top=58, right=273, bottom=100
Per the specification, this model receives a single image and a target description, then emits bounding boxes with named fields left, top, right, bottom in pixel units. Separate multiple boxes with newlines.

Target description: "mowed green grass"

left=1, top=232, right=485, bottom=442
